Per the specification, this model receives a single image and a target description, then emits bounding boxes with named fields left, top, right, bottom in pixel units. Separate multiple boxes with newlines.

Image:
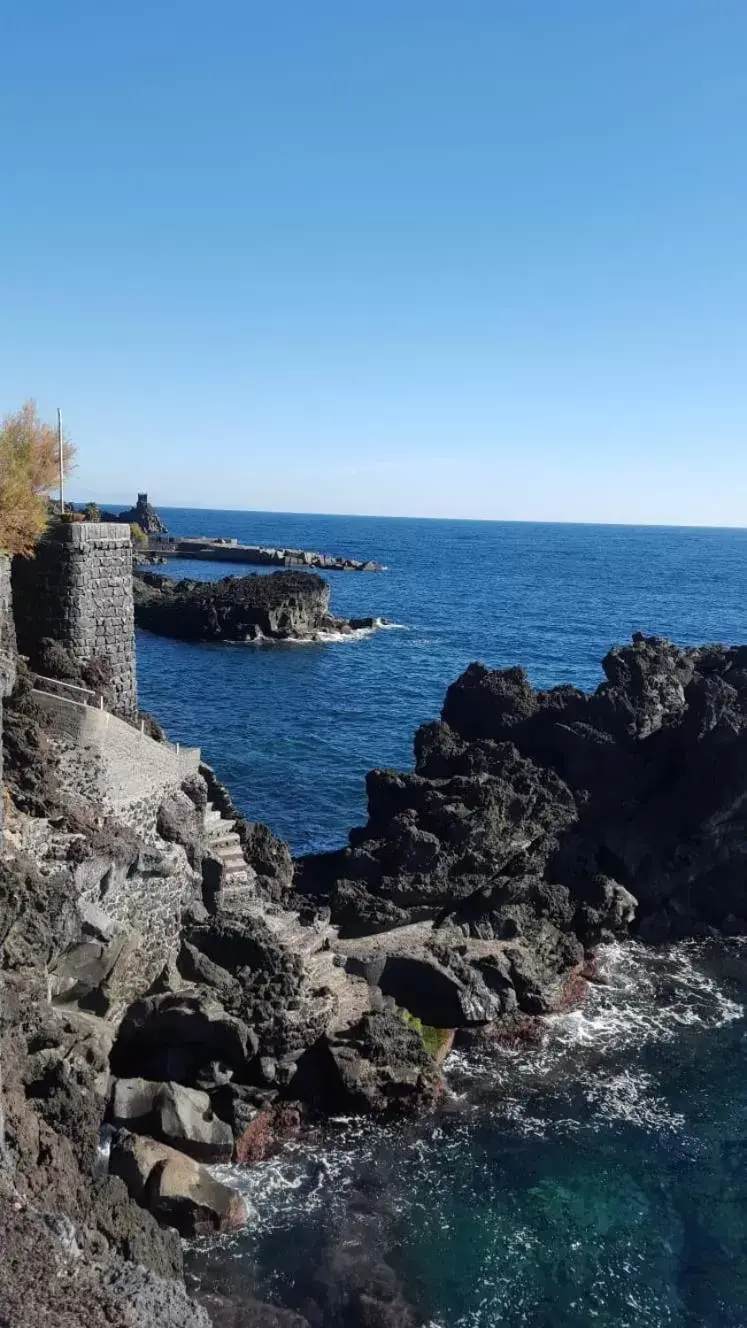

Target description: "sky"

left=0, top=1, right=745, bottom=524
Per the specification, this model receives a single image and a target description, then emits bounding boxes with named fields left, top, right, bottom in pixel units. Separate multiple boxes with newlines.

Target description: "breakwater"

left=147, top=534, right=384, bottom=572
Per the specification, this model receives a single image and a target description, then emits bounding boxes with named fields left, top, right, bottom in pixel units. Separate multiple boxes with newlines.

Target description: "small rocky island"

left=133, top=568, right=385, bottom=642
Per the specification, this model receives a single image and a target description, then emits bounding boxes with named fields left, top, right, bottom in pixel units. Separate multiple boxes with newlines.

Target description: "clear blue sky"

left=1, top=2, right=745, bottom=523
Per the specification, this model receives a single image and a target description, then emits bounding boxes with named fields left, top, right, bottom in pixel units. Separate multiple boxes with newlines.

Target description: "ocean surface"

left=132, top=510, right=747, bottom=1327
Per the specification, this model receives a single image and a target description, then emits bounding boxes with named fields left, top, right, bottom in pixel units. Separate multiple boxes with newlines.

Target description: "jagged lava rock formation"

left=107, top=493, right=168, bottom=535
left=133, top=568, right=383, bottom=642
left=295, top=634, right=747, bottom=1027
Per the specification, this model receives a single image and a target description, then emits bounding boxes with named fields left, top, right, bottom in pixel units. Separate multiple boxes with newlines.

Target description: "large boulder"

left=110, top=1079, right=234, bottom=1162
left=110, top=1132, right=247, bottom=1237
left=111, top=992, right=258, bottom=1084
left=293, top=1011, right=443, bottom=1115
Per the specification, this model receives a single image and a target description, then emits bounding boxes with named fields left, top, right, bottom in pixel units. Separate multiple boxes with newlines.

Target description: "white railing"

left=29, top=672, right=102, bottom=707
left=30, top=673, right=194, bottom=762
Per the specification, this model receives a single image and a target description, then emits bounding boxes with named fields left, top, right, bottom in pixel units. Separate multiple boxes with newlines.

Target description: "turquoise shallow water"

left=130, top=510, right=747, bottom=1326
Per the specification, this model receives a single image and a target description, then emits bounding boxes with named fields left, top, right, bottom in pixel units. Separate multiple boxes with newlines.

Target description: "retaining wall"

left=33, top=690, right=199, bottom=813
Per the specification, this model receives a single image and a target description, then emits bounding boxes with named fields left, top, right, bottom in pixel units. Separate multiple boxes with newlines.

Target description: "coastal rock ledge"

left=133, top=569, right=385, bottom=642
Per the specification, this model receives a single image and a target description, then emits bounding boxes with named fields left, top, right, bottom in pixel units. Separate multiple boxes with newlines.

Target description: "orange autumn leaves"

left=0, top=401, right=76, bottom=556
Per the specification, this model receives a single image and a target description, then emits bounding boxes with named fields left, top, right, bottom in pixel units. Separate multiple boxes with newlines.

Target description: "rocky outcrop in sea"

left=105, top=493, right=169, bottom=536
left=133, top=568, right=384, bottom=643
left=295, top=634, right=747, bottom=1026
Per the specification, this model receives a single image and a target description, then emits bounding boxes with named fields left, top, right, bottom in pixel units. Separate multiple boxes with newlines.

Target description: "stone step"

left=206, top=827, right=240, bottom=849
left=304, top=950, right=343, bottom=984
left=209, top=818, right=236, bottom=835
left=215, top=844, right=247, bottom=865
left=263, top=915, right=335, bottom=957
left=218, top=877, right=252, bottom=901
left=218, top=857, right=248, bottom=878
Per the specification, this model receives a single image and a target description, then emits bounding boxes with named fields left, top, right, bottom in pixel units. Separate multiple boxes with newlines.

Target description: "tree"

left=83, top=502, right=101, bottom=522
left=129, top=523, right=148, bottom=550
left=0, top=401, right=76, bottom=556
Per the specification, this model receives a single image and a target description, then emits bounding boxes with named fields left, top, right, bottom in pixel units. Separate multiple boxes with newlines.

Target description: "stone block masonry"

left=12, top=522, right=138, bottom=719
left=0, top=554, right=17, bottom=848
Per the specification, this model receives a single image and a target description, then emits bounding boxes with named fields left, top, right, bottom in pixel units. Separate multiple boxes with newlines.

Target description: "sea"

left=132, top=510, right=747, bottom=1327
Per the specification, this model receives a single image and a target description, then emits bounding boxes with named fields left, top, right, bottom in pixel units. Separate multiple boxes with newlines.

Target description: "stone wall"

left=12, top=523, right=137, bottom=718
left=0, top=555, right=17, bottom=848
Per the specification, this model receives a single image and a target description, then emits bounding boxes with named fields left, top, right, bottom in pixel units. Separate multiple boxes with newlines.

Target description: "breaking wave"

left=239, top=619, right=408, bottom=646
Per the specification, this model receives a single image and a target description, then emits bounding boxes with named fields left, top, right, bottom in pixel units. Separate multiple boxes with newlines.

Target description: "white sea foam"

left=548, top=938, right=744, bottom=1052
left=240, top=619, right=407, bottom=646
left=444, top=937, right=745, bottom=1137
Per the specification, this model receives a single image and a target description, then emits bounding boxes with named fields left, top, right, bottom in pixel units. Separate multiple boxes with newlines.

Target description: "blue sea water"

left=136, top=509, right=747, bottom=856
left=132, top=510, right=747, bottom=1327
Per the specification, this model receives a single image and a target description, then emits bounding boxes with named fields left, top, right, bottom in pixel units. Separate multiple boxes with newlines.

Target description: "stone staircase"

left=203, top=801, right=251, bottom=891
left=201, top=800, right=371, bottom=1034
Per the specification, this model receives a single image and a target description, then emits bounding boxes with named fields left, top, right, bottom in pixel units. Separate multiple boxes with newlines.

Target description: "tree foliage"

left=0, top=401, right=76, bottom=556
left=83, top=502, right=101, bottom=522
left=129, top=522, right=148, bottom=549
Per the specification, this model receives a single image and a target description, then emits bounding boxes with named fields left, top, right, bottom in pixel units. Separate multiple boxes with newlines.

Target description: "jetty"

left=147, top=533, right=384, bottom=572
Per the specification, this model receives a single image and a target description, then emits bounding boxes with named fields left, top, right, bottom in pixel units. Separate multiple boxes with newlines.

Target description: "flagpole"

left=58, top=407, right=65, bottom=515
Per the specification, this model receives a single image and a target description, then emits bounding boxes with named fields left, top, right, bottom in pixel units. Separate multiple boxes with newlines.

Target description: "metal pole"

left=57, top=408, right=65, bottom=515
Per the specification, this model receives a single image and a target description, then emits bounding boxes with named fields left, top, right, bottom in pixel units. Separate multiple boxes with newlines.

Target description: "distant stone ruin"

left=110, top=493, right=168, bottom=535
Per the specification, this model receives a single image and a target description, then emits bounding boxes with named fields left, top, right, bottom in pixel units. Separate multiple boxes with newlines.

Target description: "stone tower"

left=0, top=555, right=17, bottom=847
left=13, top=522, right=138, bottom=719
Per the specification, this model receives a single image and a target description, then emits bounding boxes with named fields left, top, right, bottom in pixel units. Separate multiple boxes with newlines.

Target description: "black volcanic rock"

left=296, top=634, right=747, bottom=1020
left=108, top=493, right=168, bottom=535
left=133, top=569, right=376, bottom=643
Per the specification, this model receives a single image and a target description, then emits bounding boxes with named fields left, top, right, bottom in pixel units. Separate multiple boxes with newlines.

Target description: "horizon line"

left=67, top=496, right=747, bottom=534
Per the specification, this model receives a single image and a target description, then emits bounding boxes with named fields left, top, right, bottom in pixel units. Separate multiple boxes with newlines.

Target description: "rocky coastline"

left=133, top=569, right=386, bottom=643
left=3, top=532, right=747, bottom=1328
